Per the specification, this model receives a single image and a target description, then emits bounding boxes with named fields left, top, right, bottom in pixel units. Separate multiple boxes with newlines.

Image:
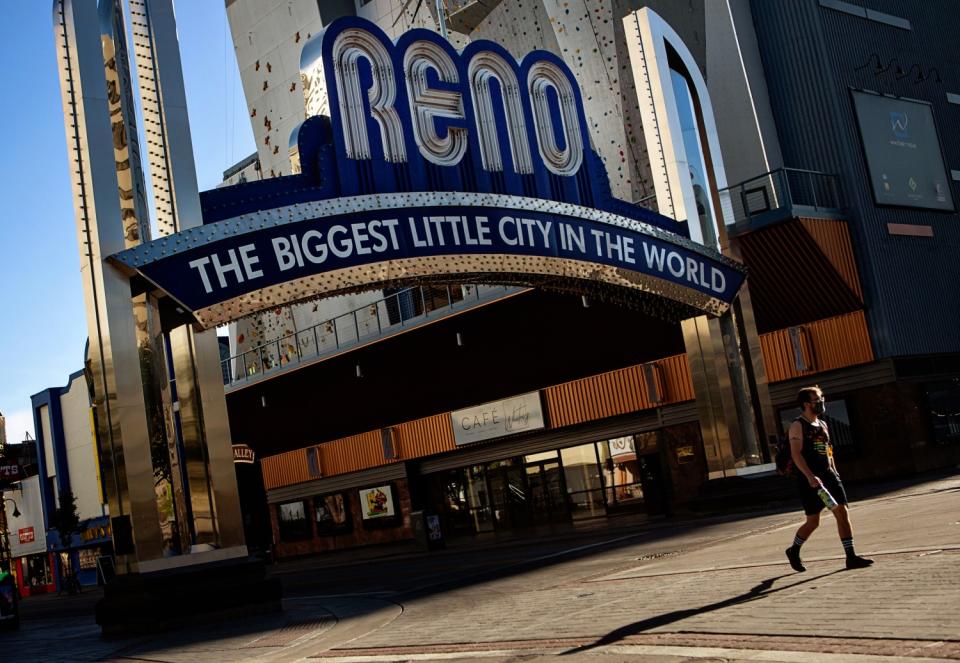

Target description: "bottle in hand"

left=817, top=484, right=839, bottom=511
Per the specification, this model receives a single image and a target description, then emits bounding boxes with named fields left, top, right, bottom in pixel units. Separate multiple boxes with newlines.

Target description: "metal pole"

left=1, top=492, right=10, bottom=573
left=435, top=0, right=448, bottom=39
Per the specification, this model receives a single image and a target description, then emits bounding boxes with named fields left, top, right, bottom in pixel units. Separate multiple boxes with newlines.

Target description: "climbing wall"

left=469, top=0, right=653, bottom=204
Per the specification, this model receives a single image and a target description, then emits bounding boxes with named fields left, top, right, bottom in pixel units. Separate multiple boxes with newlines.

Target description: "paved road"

left=3, top=471, right=958, bottom=662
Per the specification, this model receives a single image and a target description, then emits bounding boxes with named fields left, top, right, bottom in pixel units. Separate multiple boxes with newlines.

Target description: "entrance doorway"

left=525, top=459, right=569, bottom=525
left=485, top=459, right=528, bottom=529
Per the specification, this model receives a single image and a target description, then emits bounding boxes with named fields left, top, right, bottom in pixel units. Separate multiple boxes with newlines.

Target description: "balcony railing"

left=719, top=167, right=843, bottom=232
left=221, top=284, right=521, bottom=389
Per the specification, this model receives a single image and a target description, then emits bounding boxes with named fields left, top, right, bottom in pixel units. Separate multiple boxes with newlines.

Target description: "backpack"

left=774, top=435, right=795, bottom=477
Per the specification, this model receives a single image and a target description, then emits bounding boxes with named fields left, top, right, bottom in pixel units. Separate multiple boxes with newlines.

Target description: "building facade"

left=16, top=371, right=113, bottom=594
left=214, top=0, right=960, bottom=558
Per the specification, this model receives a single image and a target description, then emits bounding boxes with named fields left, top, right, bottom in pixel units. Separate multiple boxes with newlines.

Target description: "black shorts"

left=796, top=469, right=848, bottom=515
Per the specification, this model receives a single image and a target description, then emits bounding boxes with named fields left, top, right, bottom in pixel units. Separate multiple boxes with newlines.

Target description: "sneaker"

left=785, top=546, right=806, bottom=572
left=846, top=555, right=874, bottom=570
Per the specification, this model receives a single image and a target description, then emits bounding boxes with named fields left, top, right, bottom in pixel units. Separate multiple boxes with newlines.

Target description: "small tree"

left=50, top=490, right=82, bottom=594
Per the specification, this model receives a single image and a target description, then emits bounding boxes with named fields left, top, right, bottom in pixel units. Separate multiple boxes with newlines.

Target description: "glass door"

left=526, top=460, right=569, bottom=525
left=486, top=459, right=528, bottom=530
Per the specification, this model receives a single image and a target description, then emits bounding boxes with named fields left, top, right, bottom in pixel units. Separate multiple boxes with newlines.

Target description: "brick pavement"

left=319, top=474, right=960, bottom=660
left=2, top=473, right=957, bottom=662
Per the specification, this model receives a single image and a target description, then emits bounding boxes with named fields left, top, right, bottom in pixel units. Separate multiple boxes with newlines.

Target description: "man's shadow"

left=562, top=568, right=846, bottom=655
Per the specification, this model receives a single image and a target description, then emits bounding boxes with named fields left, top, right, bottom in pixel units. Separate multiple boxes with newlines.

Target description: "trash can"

left=0, top=570, right=20, bottom=630
left=410, top=510, right=445, bottom=551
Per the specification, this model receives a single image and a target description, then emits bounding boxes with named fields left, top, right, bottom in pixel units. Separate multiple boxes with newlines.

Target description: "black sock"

left=792, top=534, right=807, bottom=550
left=841, top=537, right=855, bottom=557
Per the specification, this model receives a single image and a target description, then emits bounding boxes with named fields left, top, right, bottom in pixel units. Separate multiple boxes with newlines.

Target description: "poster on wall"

left=359, top=485, right=396, bottom=520
left=852, top=90, right=954, bottom=211
left=315, top=492, right=352, bottom=534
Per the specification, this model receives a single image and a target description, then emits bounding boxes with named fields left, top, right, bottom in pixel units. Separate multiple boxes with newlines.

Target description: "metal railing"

left=221, top=284, right=519, bottom=387
left=718, top=167, right=842, bottom=229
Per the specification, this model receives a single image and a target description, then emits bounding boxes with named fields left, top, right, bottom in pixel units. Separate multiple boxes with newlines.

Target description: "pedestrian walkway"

left=2, top=471, right=957, bottom=662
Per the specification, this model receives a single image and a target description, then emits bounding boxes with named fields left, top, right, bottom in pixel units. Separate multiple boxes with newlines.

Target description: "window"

left=314, top=493, right=352, bottom=535
left=670, top=69, right=718, bottom=242
left=277, top=500, right=311, bottom=541
left=560, top=443, right=605, bottom=519
left=601, top=436, right=645, bottom=506
left=926, top=380, right=960, bottom=444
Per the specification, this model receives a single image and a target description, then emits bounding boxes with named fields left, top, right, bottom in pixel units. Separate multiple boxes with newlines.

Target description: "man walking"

left=785, top=385, right=874, bottom=571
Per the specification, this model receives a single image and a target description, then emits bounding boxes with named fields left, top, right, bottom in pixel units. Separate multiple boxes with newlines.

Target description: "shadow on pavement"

left=561, top=569, right=846, bottom=655
left=3, top=469, right=954, bottom=657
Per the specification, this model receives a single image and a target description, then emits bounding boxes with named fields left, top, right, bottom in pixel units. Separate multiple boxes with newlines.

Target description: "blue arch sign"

left=111, top=17, right=745, bottom=328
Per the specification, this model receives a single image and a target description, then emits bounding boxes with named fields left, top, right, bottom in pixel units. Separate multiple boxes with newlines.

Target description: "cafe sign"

left=452, top=391, right=545, bottom=446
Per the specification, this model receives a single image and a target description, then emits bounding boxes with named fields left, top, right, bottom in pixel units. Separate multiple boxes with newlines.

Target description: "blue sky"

left=0, top=1, right=254, bottom=442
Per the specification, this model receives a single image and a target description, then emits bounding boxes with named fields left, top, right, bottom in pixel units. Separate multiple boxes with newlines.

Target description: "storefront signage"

left=109, top=16, right=746, bottom=330
left=232, top=444, right=256, bottom=464
left=359, top=485, right=396, bottom=520
left=452, top=391, right=545, bottom=446
left=18, top=527, right=34, bottom=544
left=609, top=436, right=637, bottom=462
left=81, top=524, right=111, bottom=543
left=0, top=458, right=23, bottom=489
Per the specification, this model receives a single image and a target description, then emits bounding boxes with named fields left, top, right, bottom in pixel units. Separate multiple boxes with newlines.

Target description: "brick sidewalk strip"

left=313, top=634, right=960, bottom=660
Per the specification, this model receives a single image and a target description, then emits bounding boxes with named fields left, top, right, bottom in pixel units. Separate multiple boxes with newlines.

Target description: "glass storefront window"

left=278, top=500, right=311, bottom=541
left=524, top=450, right=558, bottom=463
left=561, top=443, right=605, bottom=520
left=25, top=554, right=52, bottom=588
left=465, top=464, right=494, bottom=533
left=927, top=380, right=960, bottom=444
left=599, top=437, right=645, bottom=507
left=485, top=458, right=528, bottom=529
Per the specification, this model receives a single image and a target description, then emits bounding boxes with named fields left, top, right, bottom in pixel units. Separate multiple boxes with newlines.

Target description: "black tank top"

left=795, top=416, right=833, bottom=474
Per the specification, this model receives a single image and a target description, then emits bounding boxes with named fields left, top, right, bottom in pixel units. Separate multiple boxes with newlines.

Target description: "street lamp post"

left=0, top=497, right=21, bottom=574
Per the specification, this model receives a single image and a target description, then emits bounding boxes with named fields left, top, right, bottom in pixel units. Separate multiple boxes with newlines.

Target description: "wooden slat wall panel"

left=660, top=354, right=695, bottom=402
left=799, top=218, right=863, bottom=301
left=760, top=310, right=874, bottom=383
left=395, top=413, right=457, bottom=458
left=322, top=430, right=389, bottom=476
left=263, top=354, right=697, bottom=490
left=261, top=448, right=311, bottom=491
left=545, top=363, right=654, bottom=429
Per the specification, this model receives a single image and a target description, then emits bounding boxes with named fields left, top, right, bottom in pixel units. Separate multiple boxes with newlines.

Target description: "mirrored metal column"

left=53, top=0, right=164, bottom=572
left=128, top=0, right=245, bottom=553
left=54, top=0, right=245, bottom=571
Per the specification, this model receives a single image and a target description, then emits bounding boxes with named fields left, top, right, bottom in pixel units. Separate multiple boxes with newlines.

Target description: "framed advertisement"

left=358, top=484, right=399, bottom=528
left=314, top=492, right=352, bottom=535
